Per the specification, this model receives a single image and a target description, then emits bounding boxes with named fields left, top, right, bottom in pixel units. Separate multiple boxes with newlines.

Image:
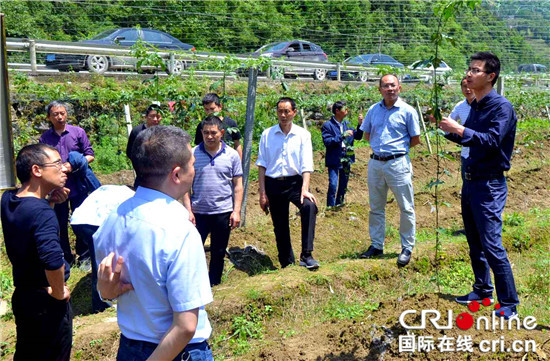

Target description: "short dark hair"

left=277, top=97, right=296, bottom=110
left=202, top=93, right=221, bottom=106
left=470, top=52, right=500, bottom=86
left=15, top=143, right=57, bottom=184
left=201, top=115, right=223, bottom=130
left=332, top=101, right=346, bottom=114
left=131, top=126, right=192, bottom=186
left=145, top=104, right=161, bottom=116
left=45, top=100, right=70, bottom=116
left=379, top=74, right=399, bottom=87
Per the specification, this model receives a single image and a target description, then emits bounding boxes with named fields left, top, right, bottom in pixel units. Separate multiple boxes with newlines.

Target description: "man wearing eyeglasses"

left=39, top=100, right=100, bottom=268
left=183, top=115, right=243, bottom=286
left=1, top=144, right=72, bottom=361
left=440, top=52, right=519, bottom=320
left=256, top=97, right=319, bottom=270
left=359, top=74, right=421, bottom=267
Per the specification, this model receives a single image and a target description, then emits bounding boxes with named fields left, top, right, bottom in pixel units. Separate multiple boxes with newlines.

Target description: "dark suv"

left=242, top=40, right=329, bottom=80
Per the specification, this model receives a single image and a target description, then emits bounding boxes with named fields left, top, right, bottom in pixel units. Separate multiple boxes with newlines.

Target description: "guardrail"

left=6, top=37, right=440, bottom=81
left=6, top=38, right=550, bottom=86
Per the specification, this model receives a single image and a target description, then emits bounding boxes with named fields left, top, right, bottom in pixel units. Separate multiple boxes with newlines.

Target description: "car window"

left=142, top=30, right=169, bottom=43
left=371, top=55, right=380, bottom=62
left=258, top=42, right=288, bottom=52
left=288, top=43, right=300, bottom=52
left=348, top=56, right=363, bottom=64
left=302, top=43, right=312, bottom=52
left=117, top=29, right=139, bottom=41
left=91, top=29, right=119, bottom=40
left=381, top=55, right=394, bottom=63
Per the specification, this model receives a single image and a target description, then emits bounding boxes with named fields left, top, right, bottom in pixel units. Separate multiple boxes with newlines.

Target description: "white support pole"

left=124, top=104, right=132, bottom=136
left=416, top=101, right=432, bottom=154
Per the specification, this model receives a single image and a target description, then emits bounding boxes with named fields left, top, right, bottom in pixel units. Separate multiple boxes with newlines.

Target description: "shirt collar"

left=135, top=186, right=178, bottom=204
left=198, top=141, right=226, bottom=163
left=275, top=123, right=298, bottom=135
left=471, top=89, right=497, bottom=109
left=378, top=97, right=403, bottom=110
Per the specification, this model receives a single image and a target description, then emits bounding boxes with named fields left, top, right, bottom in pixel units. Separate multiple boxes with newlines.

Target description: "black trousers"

left=195, top=212, right=232, bottom=286
left=12, top=287, right=73, bottom=361
left=265, top=175, right=317, bottom=268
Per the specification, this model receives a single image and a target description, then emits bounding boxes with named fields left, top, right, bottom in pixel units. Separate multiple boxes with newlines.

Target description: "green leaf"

left=281, top=81, right=290, bottom=92
left=209, top=80, right=222, bottom=91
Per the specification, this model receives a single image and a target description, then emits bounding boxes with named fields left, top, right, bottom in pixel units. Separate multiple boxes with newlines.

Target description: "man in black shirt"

left=126, top=104, right=162, bottom=160
left=195, top=93, right=242, bottom=159
left=1, top=143, right=72, bottom=361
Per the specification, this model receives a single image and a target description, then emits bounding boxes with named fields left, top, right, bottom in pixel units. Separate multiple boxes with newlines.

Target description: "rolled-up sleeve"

left=78, top=128, right=95, bottom=156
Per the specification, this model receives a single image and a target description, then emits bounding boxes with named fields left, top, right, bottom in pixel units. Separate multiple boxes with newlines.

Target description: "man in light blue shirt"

left=359, top=74, right=421, bottom=267
left=95, top=126, right=214, bottom=361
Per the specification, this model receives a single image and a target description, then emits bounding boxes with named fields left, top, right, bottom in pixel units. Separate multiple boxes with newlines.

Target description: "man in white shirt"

left=95, top=126, right=214, bottom=361
left=256, top=97, right=319, bottom=270
left=449, top=77, right=475, bottom=160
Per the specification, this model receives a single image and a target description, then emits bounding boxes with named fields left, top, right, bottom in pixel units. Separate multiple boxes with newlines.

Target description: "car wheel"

left=359, top=71, right=368, bottom=82
left=314, top=68, right=326, bottom=80
left=86, top=55, right=109, bottom=74
left=168, top=59, right=185, bottom=75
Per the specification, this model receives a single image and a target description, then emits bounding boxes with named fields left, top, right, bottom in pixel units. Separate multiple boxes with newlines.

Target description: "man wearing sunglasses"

left=440, top=52, right=519, bottom=320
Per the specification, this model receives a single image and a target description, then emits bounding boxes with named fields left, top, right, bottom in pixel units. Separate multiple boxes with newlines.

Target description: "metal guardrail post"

left=0, top=14, right=16, bottom=189
left=28, top=39, right=37, bottom=73
left=168, top=52, right=175, bottom=74
left=337, top=63, right=341, bottom=82
left=266, top=66, right=271, bottom=79
left=496, top=76, right=504, bottom=96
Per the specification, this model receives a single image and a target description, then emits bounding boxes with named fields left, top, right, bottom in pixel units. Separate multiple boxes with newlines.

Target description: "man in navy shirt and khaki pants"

left=440, top=52, right=520, bottom=319
left=1, top=144, right=72, bottom=361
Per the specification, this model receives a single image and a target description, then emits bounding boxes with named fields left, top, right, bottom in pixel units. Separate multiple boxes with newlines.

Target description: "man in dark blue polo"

left=321, top=101, right=363, bottom=207
left=440, top=52, right=519, bottom=319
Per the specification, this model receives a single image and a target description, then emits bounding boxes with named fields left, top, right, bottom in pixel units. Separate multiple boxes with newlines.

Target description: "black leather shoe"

left=397, top=249, right=412, bottom=267
left=360, top=245, right=383, bottom=259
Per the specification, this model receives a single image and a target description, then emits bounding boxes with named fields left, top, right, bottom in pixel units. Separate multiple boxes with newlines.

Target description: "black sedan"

left=328, top=54, right=404, bottom=82
left=45, top=28, right=195, bottom=74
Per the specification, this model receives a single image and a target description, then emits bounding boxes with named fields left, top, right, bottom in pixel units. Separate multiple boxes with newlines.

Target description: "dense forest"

left=1, top=0, right=549, bottom=71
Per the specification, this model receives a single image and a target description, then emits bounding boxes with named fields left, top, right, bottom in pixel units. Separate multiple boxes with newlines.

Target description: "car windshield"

left=257, top=42, right=288, bottom=53
left=90, top=29, right=119, bottom=40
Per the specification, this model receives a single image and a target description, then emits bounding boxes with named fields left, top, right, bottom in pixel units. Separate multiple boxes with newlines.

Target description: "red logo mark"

left=456, top=312, right=474, bottom=330
left=468, top=301, right=480, bottom=312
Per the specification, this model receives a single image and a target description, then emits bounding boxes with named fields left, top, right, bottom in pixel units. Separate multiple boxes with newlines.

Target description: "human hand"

left=344, top=130, right=354, bottom=137
left=259, top=192, right=269, bottom=215
left=188, top=211, right=196, bottom=226
left=49, top=187, right=70, bottom=204
left=47, top=284, right=71, bottom=301
left=300, top=189, right=317, bottom=204
left=230, top=210, right=241, bottom=230
left=97, top=252, right=134, bottom=300
left=439, top=117, right=462, bottom=134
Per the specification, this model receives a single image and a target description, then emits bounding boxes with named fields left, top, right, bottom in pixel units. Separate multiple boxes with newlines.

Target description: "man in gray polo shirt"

left=359, top=74, right=421, bottom=267
left=184, top=115, right=243, bottom=285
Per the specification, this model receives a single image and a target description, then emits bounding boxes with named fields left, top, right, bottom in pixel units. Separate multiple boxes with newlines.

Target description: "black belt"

left=370, top=153, right=406, bottom=161
left=268, top=175, right=301, bottom=181
left=463, top=172, right=504, bottom=181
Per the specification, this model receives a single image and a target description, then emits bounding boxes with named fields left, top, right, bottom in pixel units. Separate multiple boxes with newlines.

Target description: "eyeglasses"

left=39, top=159, right=64, bottom=169
left=380, top=83, right=398, bottom=89
left=465, top=68, right=489, bottom=75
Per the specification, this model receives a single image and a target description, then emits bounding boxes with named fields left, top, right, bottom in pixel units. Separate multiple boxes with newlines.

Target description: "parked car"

left=238, top=40, right=329, bottom=80
left=327, top=54, right=404, bottom=82
left=403, top=60, right=453, bottom=82
left=45, top=28, right=195, bottom=74
left=518, top=64, right=547, bottom=73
